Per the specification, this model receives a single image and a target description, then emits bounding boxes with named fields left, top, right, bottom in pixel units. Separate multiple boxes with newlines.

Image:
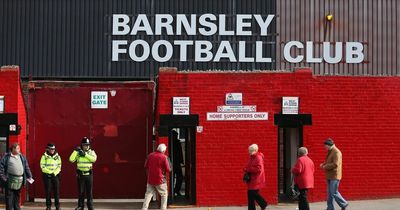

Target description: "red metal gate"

left=28, top=82, right=154, bottom=199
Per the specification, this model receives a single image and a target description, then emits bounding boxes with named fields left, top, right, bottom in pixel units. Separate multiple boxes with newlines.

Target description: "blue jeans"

left=327, top=180, right=348, bottom=210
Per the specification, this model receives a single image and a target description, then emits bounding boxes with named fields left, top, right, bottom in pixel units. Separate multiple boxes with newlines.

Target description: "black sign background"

left=0, top=0, right=276, bottom=79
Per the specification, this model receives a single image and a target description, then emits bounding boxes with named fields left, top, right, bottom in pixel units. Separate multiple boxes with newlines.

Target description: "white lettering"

left=214, top=41, right=237, bottom=62
left=283, top=41, right=304, bottom=63
left=110, top=14, right=366, bottom=64
left=112, top=14, right=130, bottom=35
left=199, top=14, right=217, bottom=36
left=238, top=41, right=254, bottom=62
left=237, top=14, right=252, bottom=36
left=174, top=40, right=194, bottom=61
left=306, top=41, right=322, bottom=63
left=131, top=14, right=153, bottom=35
left=176, top=14, right=196, bottom=35
left=152, top=40, right=173, bottom=62
left=256, top=41, right=272, bottom=62
left=128, top=40, right=150, bottom=61
left=219, top=15, right=234, bottom=35
left=346, top=42, right=364, bottom=63
left=195, top=41, right=213, bottom=62
left=155, top=14, right=174, bottom=35
left=112, top=40, right=128, bottom=61
left=323, top=42, right=342, bottom=64
left=254, top=15, right=274, bottom=36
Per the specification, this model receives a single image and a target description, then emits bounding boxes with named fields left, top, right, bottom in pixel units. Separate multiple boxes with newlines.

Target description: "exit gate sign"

left=91, top=91, right=108, bottom=109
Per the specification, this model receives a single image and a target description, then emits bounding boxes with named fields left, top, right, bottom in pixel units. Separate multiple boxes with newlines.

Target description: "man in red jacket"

left=142, top=144, right=171, bottom=210
left=292, top=147, right=315, bottom=210
left=244, top=144, right=268, bottom=210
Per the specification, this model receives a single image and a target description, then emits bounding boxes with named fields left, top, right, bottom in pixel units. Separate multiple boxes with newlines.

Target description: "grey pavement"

left=19, top=198, right=400, bottom=210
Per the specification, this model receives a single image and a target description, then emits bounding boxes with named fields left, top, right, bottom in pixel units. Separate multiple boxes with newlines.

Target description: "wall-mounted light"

left=110, top=90, right=117, bottom=97
left=326, top=14, right=333, bottom=21
left=0, top=96, right=4, bottom=113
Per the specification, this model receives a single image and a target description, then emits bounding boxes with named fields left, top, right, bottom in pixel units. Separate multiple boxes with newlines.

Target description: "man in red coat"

left=142, top=144, right=171, bottom=210
left=244, top=144, right=268, bottom=210
left=292, top=147, right=315, bottom=210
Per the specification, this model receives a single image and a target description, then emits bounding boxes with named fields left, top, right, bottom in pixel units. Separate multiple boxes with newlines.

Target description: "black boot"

left=75, top=207, right=83, bottom=210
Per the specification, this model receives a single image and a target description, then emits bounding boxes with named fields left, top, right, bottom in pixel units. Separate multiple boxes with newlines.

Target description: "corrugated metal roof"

left=0, top=0, right=276, bottom=79
left=1, top=0, right=398, bottom=78
left=276, top=0, right=400, bottom=76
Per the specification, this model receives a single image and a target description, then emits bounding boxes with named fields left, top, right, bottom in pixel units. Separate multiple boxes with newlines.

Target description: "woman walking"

left=292, top=147, right=315, bottom=210
left=244, top=144, right=268, bottom=210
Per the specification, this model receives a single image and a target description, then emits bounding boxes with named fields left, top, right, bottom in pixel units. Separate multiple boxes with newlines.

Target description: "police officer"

left=40, top=143, right=62, bottom=210
left=69, top=137, right=97, bottom=210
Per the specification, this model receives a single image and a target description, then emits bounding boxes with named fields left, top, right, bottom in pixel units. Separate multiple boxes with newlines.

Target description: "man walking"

left=0, top=143, right=33, bottom=210
left=142, top=144, right=171, bottom=210
left=69, top=137, right=97, bottom=210
left=320, top=138, right=349, bottom=210
left=292, top=147, right=314, bottom=210
left=40, top=143, right=62, bottom=210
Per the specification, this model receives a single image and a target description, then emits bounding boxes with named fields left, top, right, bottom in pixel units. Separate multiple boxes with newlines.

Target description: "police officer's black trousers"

left=5, top=186, right=21, bottom=210
left=43, top=173, right=60, bottom=208
left=77, top=173, right=93, bottom=209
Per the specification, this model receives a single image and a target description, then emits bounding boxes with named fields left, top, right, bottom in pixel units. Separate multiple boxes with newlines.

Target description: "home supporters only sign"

left=207, top=93, right=268, bottom=121
left=207, top=112, right=268, bottom=121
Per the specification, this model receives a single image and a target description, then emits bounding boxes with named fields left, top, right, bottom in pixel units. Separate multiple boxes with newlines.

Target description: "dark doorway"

left=278, top=127, right=303, bottom=202
left=0, top=125, right=9, bottom=204
left=168, top=127, right=196, bottom=206
left=0, top=126, right=8, bottom=156
left=159, top=114, right=198, bottom=206
left=274, top=113, right=311, bottom=202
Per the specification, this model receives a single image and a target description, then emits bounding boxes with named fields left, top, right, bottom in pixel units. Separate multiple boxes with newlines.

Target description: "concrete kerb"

left=20, top=198, right=400, bottom=210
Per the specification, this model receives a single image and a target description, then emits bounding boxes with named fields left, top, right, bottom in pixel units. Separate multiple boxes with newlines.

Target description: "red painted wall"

left=0, top=66, right=28, bottom=201
left=28, top=82, right=154, bottom=199
left=156, top=68, right=400, bottom=206
left=0, top=66, right=27, bottom=152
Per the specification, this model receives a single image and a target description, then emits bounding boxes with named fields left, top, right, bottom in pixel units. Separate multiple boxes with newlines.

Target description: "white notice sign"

left=91, top=91, right=108, bottom=109
left=9, top=124, right=16, bottom=132
left=0, top=96, right=4, bottom=113
left=225, top=93, right=243, bottom=105
left=207, top=112, right=268, bottom=121
left=173, top=97, right=190, bottom=115
left=282, top=97, right=299, bottom=114
left=217, top=105, right=256, bottom=113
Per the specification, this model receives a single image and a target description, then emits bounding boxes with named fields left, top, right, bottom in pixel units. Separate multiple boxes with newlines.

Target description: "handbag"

left=289, top=177, right=300, bottom=200
left=243, top=172, right=251, bottom=183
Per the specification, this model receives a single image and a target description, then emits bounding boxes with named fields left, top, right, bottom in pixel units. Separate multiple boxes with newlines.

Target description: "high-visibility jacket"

left=40, top=152, right=62, bottom=176
left=69, top=149, right=97, bottom=172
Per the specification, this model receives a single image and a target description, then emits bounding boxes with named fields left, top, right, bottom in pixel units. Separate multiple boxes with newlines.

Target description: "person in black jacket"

left=0, top=143, right=33, bottom=210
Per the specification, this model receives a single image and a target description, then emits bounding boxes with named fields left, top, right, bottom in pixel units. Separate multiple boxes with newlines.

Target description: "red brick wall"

left=156, top=68, right=400, bottom=206
left=17, top=78, right=27, bottom=155
left=0, top=66, right=28, bottom=202
left=0, top=66, right=27, bottom=153
left=0, top=68, right=19, bottom=111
